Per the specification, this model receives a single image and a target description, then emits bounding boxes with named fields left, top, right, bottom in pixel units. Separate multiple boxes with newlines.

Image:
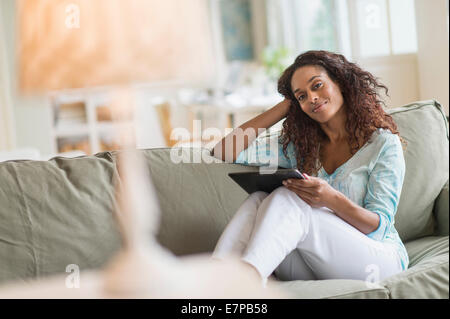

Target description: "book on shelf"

left=54, top=102, right=87, bottom=125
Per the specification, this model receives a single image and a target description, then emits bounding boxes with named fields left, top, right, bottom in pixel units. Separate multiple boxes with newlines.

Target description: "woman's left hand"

left=282, top=174, right=338, bottom=209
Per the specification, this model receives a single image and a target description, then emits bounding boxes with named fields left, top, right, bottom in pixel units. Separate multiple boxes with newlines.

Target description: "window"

left=355, top=0, right=391, bottom=57
left=266, top=0, right=338, bottom=54
left=293, top=0, right=338, bottom=52
left=266, top=0, right=418, bottom=59
left=352, top=0, right=417, bottom=57
left=388, top=0, right=418, bottom=54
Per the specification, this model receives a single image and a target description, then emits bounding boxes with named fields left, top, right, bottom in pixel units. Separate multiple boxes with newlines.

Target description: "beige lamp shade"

left=17, top=0, right=215, bottom=92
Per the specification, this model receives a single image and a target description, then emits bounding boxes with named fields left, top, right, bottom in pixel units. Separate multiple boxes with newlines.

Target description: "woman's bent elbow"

left=211, top=143, right=236, bottom=162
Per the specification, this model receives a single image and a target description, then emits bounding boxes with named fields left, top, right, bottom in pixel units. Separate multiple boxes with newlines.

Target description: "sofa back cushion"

left=387, top=100, right=449, bottom=241
left=0, top=153, right=122, bottom=284
left=137, top=148, right=258, bottom=255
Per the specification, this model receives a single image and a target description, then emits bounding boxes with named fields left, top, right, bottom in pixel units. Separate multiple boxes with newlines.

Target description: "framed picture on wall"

left=219, top=0, right=255, bottom=61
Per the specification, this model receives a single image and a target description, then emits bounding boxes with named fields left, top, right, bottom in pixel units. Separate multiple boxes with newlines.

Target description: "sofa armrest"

left=433, top=180, right=449, bottom=236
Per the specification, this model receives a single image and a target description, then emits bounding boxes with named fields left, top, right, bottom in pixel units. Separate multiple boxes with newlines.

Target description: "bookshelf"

left=49, top=90, right=136, bottom=156
left=48, top=88, right=283, bottom=156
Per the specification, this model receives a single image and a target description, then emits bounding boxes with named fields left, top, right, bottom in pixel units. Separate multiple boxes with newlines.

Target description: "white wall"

left=0, top=0, right=16, bottom=150
left=0, top=0, right=53, bottom=155
left=415, top=0, right=449, bottom=115
left=355, top=54, right=420, bottom=108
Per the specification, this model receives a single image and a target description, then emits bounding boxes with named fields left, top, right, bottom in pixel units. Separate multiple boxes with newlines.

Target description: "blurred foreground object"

left=14, top=0, right=283, bottom=298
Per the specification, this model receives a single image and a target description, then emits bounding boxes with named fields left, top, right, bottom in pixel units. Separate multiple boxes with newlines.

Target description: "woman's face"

left=290, top=65, right=345, bottom=124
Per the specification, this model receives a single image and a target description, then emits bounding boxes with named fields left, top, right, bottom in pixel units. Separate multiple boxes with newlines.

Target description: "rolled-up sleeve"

left=364, top=135, right=405, bottom=241
left=235, top=132, right=297, bottom=168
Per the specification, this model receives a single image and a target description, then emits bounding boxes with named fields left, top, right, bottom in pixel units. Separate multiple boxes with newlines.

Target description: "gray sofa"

left=0, top=100, right=448, bottom=298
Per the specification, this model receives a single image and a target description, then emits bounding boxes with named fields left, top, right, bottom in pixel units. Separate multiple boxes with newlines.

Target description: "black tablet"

left=228, top=168, right=306, bottom=194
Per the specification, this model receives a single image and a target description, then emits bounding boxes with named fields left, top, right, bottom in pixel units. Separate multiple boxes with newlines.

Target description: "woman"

left=210, top=50, right=408, bottom=285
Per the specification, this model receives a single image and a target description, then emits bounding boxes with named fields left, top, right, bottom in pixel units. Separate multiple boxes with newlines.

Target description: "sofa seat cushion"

left=378, top=236, right=449, bottom=298
left=380, top=254, right=448, bottom=298
left=405, top=236, right=449, bottom=267
left=270, top=279, right=389, bottom=299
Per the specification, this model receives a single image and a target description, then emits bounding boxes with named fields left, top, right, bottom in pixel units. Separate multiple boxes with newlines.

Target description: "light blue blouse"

left=235, top=128, right=409, bottom=271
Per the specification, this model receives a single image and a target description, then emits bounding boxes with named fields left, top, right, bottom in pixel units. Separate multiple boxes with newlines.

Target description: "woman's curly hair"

left=277, top=50, right=404, bottom=176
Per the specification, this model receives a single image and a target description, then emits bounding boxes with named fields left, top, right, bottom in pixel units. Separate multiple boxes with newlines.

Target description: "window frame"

left=347, top=0, right=418, bottom=59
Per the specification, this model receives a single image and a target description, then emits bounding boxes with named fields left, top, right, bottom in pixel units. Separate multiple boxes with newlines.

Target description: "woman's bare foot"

left=241, top=261, right=268, bottom=287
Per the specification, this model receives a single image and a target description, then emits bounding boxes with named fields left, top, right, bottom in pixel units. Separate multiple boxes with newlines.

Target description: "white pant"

left=212, top=187, right=403, bottom=282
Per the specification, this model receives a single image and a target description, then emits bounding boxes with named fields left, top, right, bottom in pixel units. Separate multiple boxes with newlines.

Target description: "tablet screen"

left=228, top=169, right=305, bottom=194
